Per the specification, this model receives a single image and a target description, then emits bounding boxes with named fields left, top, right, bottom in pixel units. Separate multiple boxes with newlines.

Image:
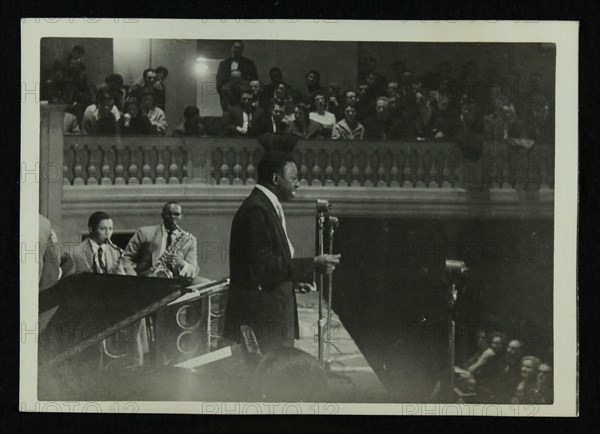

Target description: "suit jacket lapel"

left=254, top=188, right=291, bottom=259
left=84, top=239, right=95, bottom=272
left=151, top=226, right=163, bottom=264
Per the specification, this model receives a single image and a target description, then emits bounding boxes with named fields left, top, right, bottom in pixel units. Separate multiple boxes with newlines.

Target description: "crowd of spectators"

left=457, top=331, right=553, bottom=404
left=44, top=42, right=555, bottom=150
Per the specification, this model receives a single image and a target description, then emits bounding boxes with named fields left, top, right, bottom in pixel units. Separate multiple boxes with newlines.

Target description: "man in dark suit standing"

left=216, top=41, right=259, bottom=112
left=224, top=152, right=340, bottom=353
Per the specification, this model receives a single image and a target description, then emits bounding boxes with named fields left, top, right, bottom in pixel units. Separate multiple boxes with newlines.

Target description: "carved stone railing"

left=62, top=135, right=554, bottom=192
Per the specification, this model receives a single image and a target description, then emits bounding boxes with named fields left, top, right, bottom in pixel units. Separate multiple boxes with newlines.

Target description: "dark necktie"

left=97, top=245, right=107, bottom=274
left=166, top=230, right=174, bottom=251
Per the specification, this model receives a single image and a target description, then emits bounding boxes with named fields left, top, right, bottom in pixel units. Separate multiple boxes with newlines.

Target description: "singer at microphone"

left=224, top=151, right=341, bottom=353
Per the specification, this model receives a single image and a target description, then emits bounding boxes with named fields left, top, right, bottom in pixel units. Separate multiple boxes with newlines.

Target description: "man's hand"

left=165, top=253, right=185, bottom=269
left=314, top=254, right=341, bottom=275
left=295, top=281, right=317, bottom=293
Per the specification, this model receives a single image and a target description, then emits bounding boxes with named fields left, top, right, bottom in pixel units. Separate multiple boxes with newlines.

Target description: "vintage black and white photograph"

left=20, top=19, right=577, bottom=415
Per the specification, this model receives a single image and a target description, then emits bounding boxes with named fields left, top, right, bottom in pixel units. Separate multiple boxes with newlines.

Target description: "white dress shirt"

left=89, top=238, right=108, bottom=273
left=255, top=184, right=295, bottom=258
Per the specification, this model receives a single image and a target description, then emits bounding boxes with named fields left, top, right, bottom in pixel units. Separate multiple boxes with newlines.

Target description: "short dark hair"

left=183, top=106, right=200, bottom=120
left=155, top=66, right=169, bottom=77
left=139, top=88, right=156, bottom=101
left=71, top=45, right=86, bottom=57
left=232, top=40, right=244, bottom=49
left=105, top=73, right=124, bottom=88
left=96, top=88, right=114, bottom=103
left=305, top=69, right=320, bottom=82
left=269, top=67, right=282, bottom=76
left=143, top=68, right=155, bottom=80
left=257, top=151, right=295, bottom=185
left=88, top=211, right=111, bottom=230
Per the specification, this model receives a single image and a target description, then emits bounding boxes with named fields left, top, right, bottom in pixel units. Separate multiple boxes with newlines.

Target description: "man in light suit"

left=224, top=151, right=341, bottom=353
left=121, top=202, right=199, bottom=278
left=72, top=211, right=124, bottom=275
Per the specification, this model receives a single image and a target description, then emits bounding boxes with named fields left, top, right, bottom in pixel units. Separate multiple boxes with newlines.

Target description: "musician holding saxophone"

left=121, top=201, right=200, bottom=278
left=71, top=211, right=125, bottom=275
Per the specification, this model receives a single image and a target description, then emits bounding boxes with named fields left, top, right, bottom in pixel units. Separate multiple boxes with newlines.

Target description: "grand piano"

left=37, top=272, right=255, bottom=401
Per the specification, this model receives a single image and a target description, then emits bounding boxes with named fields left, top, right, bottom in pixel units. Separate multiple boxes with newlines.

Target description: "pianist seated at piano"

left=69, top=211, right=125, bottom=275
left=121, top=201, right=200, bottom=279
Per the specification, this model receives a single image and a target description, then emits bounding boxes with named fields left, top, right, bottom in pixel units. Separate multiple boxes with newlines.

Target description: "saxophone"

left=149, top=224, right=190, bottom=278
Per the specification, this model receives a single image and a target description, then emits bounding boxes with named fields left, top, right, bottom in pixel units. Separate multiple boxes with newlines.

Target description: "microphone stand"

left=325, top=216, right=339, bottom=370
left=315, top=200, right=330, bottom=366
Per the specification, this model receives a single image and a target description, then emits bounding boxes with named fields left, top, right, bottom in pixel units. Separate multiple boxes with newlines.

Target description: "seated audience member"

left=309, top=93, right=336, bottom=136
left=269, top=82, right=288, bottom=111
left=128, top=68, right=157, bottom=101
left=105, top=73, right=126, bottom=113
left=249, top=80, right=267, bottom=110
left=282, top=89, right=299, bottom=124
left=404, top=80, right=444, bottom=140
left=120, top=99, right=153, bottom=135
left=71, top=211, right=124, bottom=275
left=301, top=69, right=323, bottom=109
left=363, top=97, right=404, bottom=140
left=81, top=88, right=121, bottom=135
left=262, top=67, right=284, bottom=102
left=512, top=356, right=541, bottom=404
left=493, top=339, right=525, bottom=403
left=173, top=106, right=206, bottom=137
left=264, top=102, right=290, bottom=134
left=483, top=95, right=528, bottom=145
left=523, top=94, right=553, bottom=144
left=251, top=348, right=328, bottom=402
left=344, top=89, right=366, bottom=122
left=332, top=105, right=364, bottom=140
left=139, top=89, right=167, bottom=135
left=289, top=104, right=323, bottom=139
left=358, top=56, right=387, bottom=97
left=221, top=69, right=250, bottom=111
left=325, top=82, right=343, bottom=120
left=531, top=363, right=553, bottom=404
left=459, top=61, right=483, bottom=105
left=63, top=91, right=87, bottom=134
left=222, top=89, right=266, bottom=137
left=154, top=66, right=169, bottom=111
left=443, top=100, right=485, bottom=161
left=465, top=332, right=508, bottom=400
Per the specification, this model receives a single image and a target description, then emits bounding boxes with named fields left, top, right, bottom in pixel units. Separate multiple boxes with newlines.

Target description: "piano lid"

left=38, top=272, right=192, bottom=367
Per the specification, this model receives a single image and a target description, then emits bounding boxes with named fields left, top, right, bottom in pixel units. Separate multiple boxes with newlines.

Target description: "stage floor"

left=295, top=291, right=389, bottom=402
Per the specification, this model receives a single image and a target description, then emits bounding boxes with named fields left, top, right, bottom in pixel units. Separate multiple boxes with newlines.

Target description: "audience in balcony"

left=216, top=41, right=259, bottom=111
left=289, top=104, right=323, bottom=139
left=139, top=88, right=167, bottom=135
left=223, top=89, right=266, bottom=137
left=173, top=106, right=206, bottom=137
left=51, top=43, right=553, bottom=147
left=332, top=105, right=364, bottom=140
left=363, top=97, right=404, bottom=140
left=309, top=93, right=337, bottom=137
left=221, top=69, right=249, bottom=111
left=81, top=88, right=121, bottom=135
left=119, top=98, right=154, bottom=135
